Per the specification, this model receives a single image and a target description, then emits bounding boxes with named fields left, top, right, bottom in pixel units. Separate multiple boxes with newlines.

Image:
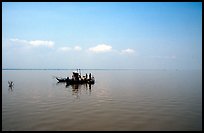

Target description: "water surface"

left=2, top=70, right=202, bottom=131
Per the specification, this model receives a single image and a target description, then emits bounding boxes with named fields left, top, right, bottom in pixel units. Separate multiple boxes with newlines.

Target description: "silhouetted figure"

left=86, top=73, right=88, bottom=80
left=8, top=81, right=14, bottom=90
left=89, top=73, right=91, bottom=80
left=79, top=69, right=81, bottom=76
left=8, top=81, right=13, bottom=87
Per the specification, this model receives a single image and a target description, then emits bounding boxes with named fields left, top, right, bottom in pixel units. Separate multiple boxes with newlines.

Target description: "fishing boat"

left=56, top=70, right=95, bottom=85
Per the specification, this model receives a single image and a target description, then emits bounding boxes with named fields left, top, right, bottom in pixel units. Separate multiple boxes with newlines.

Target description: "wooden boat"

left=56, top=71, right=95, bottom=85
left=67, top=78, right=95, bottom=85
left=56, top=77, right=95, bottom=84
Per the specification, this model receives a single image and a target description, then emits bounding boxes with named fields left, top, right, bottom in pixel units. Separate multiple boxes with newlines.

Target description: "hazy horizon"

left=2, top=2, right=202, bottom=70
left=2, top=68, right=202, bottom=70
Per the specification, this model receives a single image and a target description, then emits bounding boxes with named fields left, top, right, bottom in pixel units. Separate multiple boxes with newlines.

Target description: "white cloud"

left=58, top=47, right=71, bottom=51
left=29, top=40, right=54, bottom=48
left=58, top=46, right=82, bottom=52
left=10, top=38, right=54, bottom=48
left=89, top=44, right=112, bottom=53
left=74, top=46, right=82, bottom=51
left=121, top=48, right=135, bottom=54
left=10, top=38, right=28, bottom=45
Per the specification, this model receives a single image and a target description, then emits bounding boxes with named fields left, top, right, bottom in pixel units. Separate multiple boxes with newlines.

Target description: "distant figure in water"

left=8, top=81, right=14, bottom=89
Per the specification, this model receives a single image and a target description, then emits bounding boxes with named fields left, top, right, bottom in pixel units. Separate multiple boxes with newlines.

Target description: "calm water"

left=2, top=70, right=202, bottom=131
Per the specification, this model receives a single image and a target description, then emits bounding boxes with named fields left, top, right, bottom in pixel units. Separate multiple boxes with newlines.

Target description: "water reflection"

left=70, top=84, right=80, bottom=99
left=55, top=82, right=94, bottom=99
left=67, top=83, right=93, bottom=99
left=8, top=86, right=13, bottom=94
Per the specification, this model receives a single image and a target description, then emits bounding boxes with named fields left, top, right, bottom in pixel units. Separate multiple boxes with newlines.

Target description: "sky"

left=2, top=2, right=202, bottom=69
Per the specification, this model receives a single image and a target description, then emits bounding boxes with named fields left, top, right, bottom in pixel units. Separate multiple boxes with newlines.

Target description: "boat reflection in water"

left=66, top=83, right=93, bottom=99
left=56, top=81, right=94, bottom=99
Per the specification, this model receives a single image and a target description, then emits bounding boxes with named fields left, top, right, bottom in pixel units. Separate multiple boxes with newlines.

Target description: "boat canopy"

left=73, top=71, right=78, bottom=74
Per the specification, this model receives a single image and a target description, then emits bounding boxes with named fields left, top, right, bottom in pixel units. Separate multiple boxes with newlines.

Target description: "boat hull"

left=56, top=77, right=95, bottom=84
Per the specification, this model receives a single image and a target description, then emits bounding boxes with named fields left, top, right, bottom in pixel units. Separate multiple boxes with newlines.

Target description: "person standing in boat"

left=89, top=73, right=91, bottom=80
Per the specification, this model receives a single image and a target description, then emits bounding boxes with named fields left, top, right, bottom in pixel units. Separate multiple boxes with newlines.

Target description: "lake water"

left=2, top=69, right=202, bottom=131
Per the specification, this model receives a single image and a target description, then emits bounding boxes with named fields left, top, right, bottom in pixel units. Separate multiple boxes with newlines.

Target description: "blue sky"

left=2, top=2, right=202, bottom=69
